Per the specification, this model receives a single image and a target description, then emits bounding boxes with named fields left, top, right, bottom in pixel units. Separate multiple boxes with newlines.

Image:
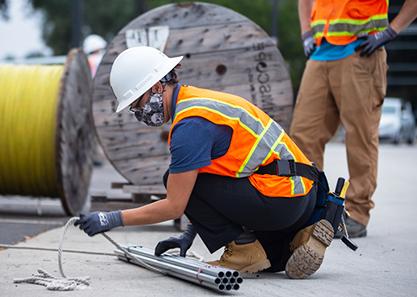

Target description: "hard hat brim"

left=115, top=55, right=183, bottom=113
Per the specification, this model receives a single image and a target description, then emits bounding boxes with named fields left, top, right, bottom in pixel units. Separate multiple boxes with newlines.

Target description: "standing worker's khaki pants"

left=290, top=48, right=387, bottom=226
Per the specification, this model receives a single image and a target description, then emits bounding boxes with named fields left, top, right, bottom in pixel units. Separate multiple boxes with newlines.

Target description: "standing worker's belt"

left=257, top=160, right=319, bottom=182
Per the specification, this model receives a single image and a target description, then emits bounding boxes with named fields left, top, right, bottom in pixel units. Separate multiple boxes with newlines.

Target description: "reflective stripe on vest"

left=274, top=138, right=306, bottom=195
left=175, top=97, right=306, bottom=195
left=312, top=14, right=388, bottom=39
left=175, top=97, right=265, bottom=137
left=310, top=0, right=389, bottom=46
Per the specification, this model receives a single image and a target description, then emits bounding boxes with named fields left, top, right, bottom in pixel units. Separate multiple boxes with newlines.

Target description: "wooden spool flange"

left=93, top=2, right=293, bottom=187
left=57, top=49, right=94, bottom=215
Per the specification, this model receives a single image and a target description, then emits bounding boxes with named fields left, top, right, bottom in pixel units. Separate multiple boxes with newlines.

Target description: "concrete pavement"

left=1, top=143, right=417, bottom=296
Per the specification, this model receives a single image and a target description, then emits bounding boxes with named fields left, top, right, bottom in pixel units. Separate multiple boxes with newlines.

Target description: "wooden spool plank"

left=57, top=49, right=94, bottom=215
left=93, top=2, right=293, bottom=187
left=122, top=185, right=166, bottom=195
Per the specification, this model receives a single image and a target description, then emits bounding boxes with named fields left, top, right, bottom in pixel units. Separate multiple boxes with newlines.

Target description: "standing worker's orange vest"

left=168, top=85, right=315, bottom=198
left=311, top=0, right=389, bottom=46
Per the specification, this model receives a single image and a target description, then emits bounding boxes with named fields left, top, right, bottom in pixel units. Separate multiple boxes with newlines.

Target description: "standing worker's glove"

left=302, top=30, right=316, bottom=58
left=74, top=211, right=124, bottom=236
left=154, top=224, right=197, bottom=257
left=356, top=26, right=398, bottom=57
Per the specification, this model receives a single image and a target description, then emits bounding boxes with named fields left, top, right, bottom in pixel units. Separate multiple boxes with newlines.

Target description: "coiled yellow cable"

left=0, top=65, right=64, bottom=197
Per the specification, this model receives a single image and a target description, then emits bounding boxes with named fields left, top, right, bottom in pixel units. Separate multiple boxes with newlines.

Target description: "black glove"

left=74, top=211, right=124, bottom=236
left=356, top=26, right=398, bottom=57
left=302, top=30, right=316, bottom=58
left=154, top=224, right=197, bottom=257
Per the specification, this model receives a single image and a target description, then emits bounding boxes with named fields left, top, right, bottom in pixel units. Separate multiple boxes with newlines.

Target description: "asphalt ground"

left=0, top=143, right=416, bottom=297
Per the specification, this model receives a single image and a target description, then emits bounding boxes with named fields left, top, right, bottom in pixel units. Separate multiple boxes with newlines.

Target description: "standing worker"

left=76, top=46, right=340, bottom=279
left=83, top=34, right=107, bottom=77
left=291, top=0, right=417, bottom=237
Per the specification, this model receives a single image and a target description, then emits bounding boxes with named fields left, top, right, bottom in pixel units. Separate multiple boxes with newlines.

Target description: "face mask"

left=134, top=91, right=165, bottom=127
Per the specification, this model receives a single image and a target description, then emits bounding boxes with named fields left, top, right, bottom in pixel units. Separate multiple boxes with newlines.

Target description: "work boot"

left=207, top=240, right=271, bottom=273
left=285, top=219, right=334, bottom=279
left=335, top=216, right=367, bottom=238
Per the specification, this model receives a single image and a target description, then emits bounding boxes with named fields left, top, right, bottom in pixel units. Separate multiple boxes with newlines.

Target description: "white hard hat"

left=110, top=46, right=183, bottom=113
left=83, top=34, right=107, bottom=54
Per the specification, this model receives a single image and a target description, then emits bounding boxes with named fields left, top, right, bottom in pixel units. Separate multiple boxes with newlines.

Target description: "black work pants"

left=164, top=172, right=317, bottom=272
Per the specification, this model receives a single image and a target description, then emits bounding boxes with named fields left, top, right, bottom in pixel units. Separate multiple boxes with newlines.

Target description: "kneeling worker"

left=76, top=46, right=335, bottom=279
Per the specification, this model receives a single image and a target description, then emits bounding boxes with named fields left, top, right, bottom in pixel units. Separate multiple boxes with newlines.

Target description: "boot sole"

left=285, top=219, right=334, bottom=279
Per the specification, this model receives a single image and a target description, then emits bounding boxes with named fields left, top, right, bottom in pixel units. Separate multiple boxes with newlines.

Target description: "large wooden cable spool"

left=57, top=49, right=95, bottom=215
left=93, top=2, right=293, bottom=187
left=0, top=49, right=94, bottom=215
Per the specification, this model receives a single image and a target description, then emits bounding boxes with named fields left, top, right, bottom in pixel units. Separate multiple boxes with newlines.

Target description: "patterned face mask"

left=134, top=91, right=165, bottom=127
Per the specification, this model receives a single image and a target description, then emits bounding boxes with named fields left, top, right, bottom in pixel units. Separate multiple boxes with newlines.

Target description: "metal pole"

left=115, top=250, right=228, bottom=292
left=101, top=232, right=243, bottom=292
left=115, top=247, right=243, bottom=292
left=127, top=246, right=240, bottom=279
left=71, top=0, right=83, bottom=48
left=271, top=0, right=278, bottom=43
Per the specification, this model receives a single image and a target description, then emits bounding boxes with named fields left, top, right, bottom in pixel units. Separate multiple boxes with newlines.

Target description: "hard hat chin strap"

left=160, top=69, right=178, bottom=85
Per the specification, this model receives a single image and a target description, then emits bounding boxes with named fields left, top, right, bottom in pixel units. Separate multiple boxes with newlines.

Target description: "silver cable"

left=61, top=216, right=165, bottom=275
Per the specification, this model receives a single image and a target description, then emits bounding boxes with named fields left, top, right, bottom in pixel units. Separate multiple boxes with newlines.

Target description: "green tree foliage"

left=276, top=0, right=305, bottom=89
left=30, top=0, right=142, bottom=55
left=28, top=0, right=305, bottom=88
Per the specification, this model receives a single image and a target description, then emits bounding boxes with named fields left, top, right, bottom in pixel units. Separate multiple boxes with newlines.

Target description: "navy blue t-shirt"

left=169, top=85, right=232, bottom=173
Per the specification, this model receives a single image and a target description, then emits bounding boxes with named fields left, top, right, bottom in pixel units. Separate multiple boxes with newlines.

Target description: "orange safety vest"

left=311, top=0, right=389, bottom=46
left=168, top=85, right=315, bottom=198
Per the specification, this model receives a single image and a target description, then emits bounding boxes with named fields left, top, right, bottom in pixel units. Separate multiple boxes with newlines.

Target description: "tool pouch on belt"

left=305, top=171, right=345, bottom=233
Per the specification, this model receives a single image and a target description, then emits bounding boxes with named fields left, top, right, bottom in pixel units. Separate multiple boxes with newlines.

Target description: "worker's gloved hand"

left=356, top=26, right=398, bottom=57
left=302, top=30, right=316, bottom=58
left=74, top=211, right=124, bottom=236
left=154, top=224, right=197, bottom=257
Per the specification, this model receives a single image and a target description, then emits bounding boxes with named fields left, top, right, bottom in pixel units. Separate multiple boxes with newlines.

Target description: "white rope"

left=12, top=216, right=165, bottom=291
left=11, top=216, right=207, bottom=291
left=13, top=216, right=90, bottom=291
left=13, top=269, right=89, bottom=291
left=58, top=217, right=80, bottom=278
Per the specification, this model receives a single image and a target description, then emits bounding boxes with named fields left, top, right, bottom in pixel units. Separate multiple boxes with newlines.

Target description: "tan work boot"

left=285, top=219, right=334, bottom=279
left=208, top=240, right=271, bottom=273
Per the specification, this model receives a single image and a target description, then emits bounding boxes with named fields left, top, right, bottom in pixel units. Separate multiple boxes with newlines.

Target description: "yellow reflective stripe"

left=299, top=176, right=306, bottom=194
left=237, top=119, right=273, bottom=177
left=326, top=27, right=386, bottom=37
left=311, top=19, right=326, bottom=26
left=178, top=97, right=266, bottom=129
left=313, top=32, right=324, bottom=39
left=276, top=139, right=306, bottom=195
left=328, top=14, right=388, bottom=25
left=175, top=106, right=259, bottom=138
left=260, top=130, right=284, bottom=166
left=313, top=14, right=388, bottom=26
left=280, top=141, right=297, bottom=161
left=290, top=176, right=306, bottom=195
left=289, top=176, right=295, bottom=195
